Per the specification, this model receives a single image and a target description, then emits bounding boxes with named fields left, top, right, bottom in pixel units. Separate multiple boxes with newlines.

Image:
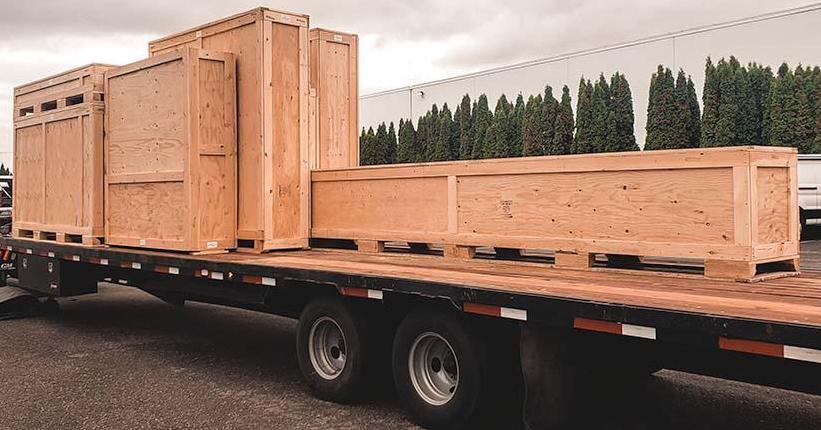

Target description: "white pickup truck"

left=798, top=154, right=821, bottom=232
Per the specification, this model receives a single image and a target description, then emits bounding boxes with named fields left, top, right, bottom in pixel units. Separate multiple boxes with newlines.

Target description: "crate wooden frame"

left=311, top=146, right=799, bottom=281
left=309, top=28, right=359, bottom=169
left=104, top=48, right=237, bottom=253
left=12, top=64, right=116, bottom=245
left=148, top=7, right=310, bottom=253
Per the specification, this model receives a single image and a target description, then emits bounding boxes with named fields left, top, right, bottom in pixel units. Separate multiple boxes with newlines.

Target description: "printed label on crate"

left=207, top=241, right=218, bottom=249
left=334, top=35, right=344, bottom=42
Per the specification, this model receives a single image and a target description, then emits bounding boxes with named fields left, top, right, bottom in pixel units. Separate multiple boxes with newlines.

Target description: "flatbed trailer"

left=2, top=236, right=819, bottom=429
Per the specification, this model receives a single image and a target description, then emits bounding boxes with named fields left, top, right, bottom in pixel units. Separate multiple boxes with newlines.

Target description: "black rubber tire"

left=392, top=309, right=498, bottom=430
left=296, top=297, right=373, bottom=403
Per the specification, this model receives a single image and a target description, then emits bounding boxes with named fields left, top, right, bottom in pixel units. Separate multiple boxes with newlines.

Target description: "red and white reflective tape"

left=68, top=255, right=81, bottom=262
left=573, top=317, right=657, bottom=340
left=339, top=287, right=383, bottom=300
left=154, top=265, right=180, bottom=275
left=719, top=337, right=821, bottom=364
left=87, top=257, right=109, bottom=265
left=209, top=271, right=224, bottom=280
left=242, top=275, right=277, bottom=286
left=463, top=302, right=527, bottom=321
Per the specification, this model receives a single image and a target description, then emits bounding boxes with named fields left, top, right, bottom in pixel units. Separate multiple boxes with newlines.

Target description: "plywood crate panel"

left=309, top=28, right=359, bottom=169
left=148, top=7, right=310, bottom=252
left=311, top=146, right=799, bottom=280
left=12, top=64, right=116, bottom=244
left=105, top=49, right=237, bottom=252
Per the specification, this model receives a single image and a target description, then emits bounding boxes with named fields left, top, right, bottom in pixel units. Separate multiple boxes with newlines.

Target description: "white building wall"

left=360, top=4, right=821, bottom=148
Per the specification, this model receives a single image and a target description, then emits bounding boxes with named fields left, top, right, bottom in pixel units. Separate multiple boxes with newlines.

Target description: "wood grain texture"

left=311, top=147, right=798, bottom=278
left=309, top=28, right=358, bottom=169
left=148, top=8, right=310, bottom=251
left=12, top=64, right=108, bottom=239
left=105, top=49, right=236, bottom=252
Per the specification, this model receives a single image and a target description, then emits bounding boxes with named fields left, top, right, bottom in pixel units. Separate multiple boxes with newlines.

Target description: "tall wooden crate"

left=148, top=8, right=310, bottom=252
left=309, top=28, right=359, bottom=169
left=12, top=64, right=115, bottom=245
left=105, top=49, right=237, bottom=253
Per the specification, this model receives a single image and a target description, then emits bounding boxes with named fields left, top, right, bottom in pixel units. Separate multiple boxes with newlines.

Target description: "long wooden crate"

left=12, top=64, right=116, bottom=245
left=104, top=49, right=237, bottom=253
left=309, top=28, right=359, bottom=169
left=311, top=146, right=800, bottom=280
left=148, top=7, right=310, bottom=253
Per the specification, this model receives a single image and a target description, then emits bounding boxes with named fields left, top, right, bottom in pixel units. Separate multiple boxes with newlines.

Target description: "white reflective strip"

left=118, top=279, right=128, bottom=285
left=131, top=262, right=141, bottom=269
left=500, top=307, right=527, bottom=321
left=367, top=289, right=383, bottom=300
left=71, top=255, right=80, bottom=262
left=100, top=258, right=109, bottom=266
left=262, top=277, right=276, bottom=286
left=210, top=272, right=224, bottom=280
left=201, top=269, right=208, bottom=276
left=26, top=249, right=32, bottom=254
left=169, top=267, right=180, bottom=275
left=47, top=252, right=55, bottom=258
left=783, top=345, right=821, bottom=363
left=621, top=324, right=657, bottom=340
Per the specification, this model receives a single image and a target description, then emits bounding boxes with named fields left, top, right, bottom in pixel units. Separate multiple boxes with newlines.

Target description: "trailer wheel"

left=392, top=309, right=494, bottom=429
left=296, top=297, right=372, bottom=403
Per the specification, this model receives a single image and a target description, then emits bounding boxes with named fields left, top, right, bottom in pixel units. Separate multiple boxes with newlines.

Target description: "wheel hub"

left=409, top=332, right=459, bottom=406
left=308, top=316, right=347, bottom=380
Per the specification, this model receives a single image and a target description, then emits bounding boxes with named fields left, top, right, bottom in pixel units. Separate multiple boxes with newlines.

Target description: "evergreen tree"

left=360, top=127, right=377, bottom=165
left=590, top=74, right=611, bottom=152
left=814, top=68, right=821, bottom=150
left=770, top=63, right=799, bottom=149
left=645, top=66, right=678, bottom=150
left=708, top=57, right=742, bottom=147
left=385, top=121, right=397, bottom=163
left=511, top=94, right=526, bottom=157
left=374, top=122, right=389, bottom=164
left=794, top=66, right=816, bottom=153
left=424, top=104, right=440, bottom=161
left=736, top=65, right=759, bottom=145
left=572, top=78, right=595, bottom=154
left=457, top=94, right=473, bottom=159
left=484, top=94, right=515, bottom=158
left=433, top=104, right=454, bottom=161
left=685, top=76, right=702, bottom=147
left=471, top=94, right=493, bottom=159
left=522, top=95, right=545, bottom=156
left=749, top=63, right=774, bottom=145
left=0, top=164, right=8, bottom=175
left=541, top=86, right=559, bottom=153
left=397, top=119, right=419, bottom=163
left=550, top=85, right=574, bottom=155
left=701, top=57, right=720, bottom=146
left=416, top=114, right=429, bottom=162
left=608, top=72, right=638, bottom=151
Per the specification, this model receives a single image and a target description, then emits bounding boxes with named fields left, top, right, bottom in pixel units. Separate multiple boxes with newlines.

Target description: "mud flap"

left=0, top=286, right=42, bottom=320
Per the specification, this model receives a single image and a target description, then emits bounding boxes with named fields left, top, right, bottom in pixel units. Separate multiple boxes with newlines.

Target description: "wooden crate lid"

left=14, top=63, right=117, bottom=96
left=310, top=28, right=358, bottom=45
left=148, top=7, right=309, bottom=53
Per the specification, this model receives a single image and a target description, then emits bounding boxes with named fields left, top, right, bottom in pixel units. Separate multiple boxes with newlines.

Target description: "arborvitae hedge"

left=646, top=67, right=700, bottom=150
left=433, top=104, right=454, bottom=161
left=522, top=94, right=544, bottom=156
left=397, top=119, right=418, bottom=163
left=457, top=95, right=473, bottom=159
left=541, top=86, right=559, bottom=153
left=471, top=95, right=492, bottom=159
left=511, top=94, right=526, bottom=157
left=608, top=72, right=638, bottom=152
left=484, top=94, right=515, bottom=159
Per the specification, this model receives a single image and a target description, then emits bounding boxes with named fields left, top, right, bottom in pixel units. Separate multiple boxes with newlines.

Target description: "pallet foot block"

left=149, top=8, right=311, bottom=252
left=105, top=49, right=237, bottom=253
left=356, top=240, right=385, bottom=253
left=309, top=28, right=359, bottom=169
left=311, top=147, right=800, bottom=281
left=444, top=245, right=476, bottom=259
left=554, top=251, right=595, bottom=270
left=13, top=64, right=114, bottom=246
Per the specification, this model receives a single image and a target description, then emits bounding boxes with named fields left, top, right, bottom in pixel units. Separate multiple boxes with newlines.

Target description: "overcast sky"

left=0, top=0, right=815, bottom=168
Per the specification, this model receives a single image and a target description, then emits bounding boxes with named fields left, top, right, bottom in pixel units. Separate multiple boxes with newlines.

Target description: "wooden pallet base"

left=311, top=239, right=800, bottom=282
left=12, top=228, right=103, bottom=246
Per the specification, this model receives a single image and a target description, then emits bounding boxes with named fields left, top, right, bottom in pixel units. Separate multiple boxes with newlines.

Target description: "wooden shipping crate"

left=105, top=49, right=237, bottom=253
left=309, top=28, right=359, bottom=169
left=148, top=8, right=310, bottom=252
left=311, top=146, right=800, bottom=281
left=12, top=64, right=116, bottom=245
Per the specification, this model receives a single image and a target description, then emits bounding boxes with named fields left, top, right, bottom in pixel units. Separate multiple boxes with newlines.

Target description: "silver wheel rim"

left=408, top=332, right=459, bottom=406
left=308, top=316, right=347, bottom=380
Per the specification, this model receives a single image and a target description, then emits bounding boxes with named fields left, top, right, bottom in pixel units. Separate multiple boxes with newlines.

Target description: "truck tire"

left=296, top=297, right=374, bottom=403
left=392, top=309, right=501, bottom=430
